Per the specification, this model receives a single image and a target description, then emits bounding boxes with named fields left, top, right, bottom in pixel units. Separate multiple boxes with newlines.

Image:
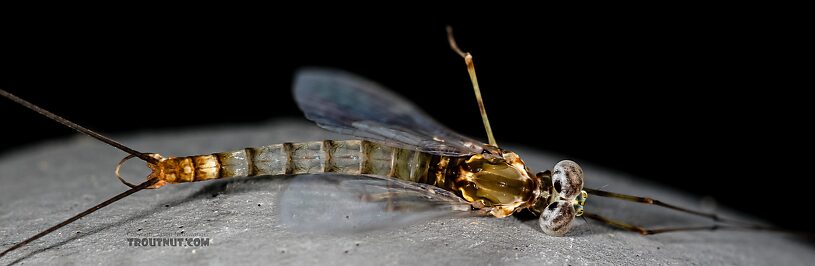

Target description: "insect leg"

left=582, top=212, right=724, bottom=235
left=583, top=189, right=798, bottom=235
left=584, top=187, right=749, bottom=226
left=446, top=26, right=497, bottom=147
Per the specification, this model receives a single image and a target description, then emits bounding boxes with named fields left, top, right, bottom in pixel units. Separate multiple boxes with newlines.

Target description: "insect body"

left=138, top=68, right=582, bottom=234
left=147, top=139, right=539, bottom=218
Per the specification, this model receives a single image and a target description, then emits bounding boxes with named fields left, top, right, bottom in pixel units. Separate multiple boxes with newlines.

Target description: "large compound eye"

left=539, top=200, right=576, bottom=236
left=552, top=160, right=584, bottom=199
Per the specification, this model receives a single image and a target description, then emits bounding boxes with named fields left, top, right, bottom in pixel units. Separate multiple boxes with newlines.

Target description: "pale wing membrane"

left=278, top=174, right=484, bottom=233
left=293, top=68, right=484, bottom=156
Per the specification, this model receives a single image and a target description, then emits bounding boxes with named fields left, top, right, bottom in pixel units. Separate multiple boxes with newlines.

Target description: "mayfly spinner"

left=0, top=27, right=773, bottom=258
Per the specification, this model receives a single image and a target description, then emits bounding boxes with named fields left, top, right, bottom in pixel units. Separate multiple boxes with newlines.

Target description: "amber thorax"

left=455, top=151, right=537, bottom=217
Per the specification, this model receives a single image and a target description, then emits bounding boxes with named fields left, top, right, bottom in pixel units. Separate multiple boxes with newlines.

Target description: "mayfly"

left=0, top=27, right=774, bottom=258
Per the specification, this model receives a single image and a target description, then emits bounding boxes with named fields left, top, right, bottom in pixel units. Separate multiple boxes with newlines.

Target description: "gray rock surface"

left=0, top=120, right=811, bottom=265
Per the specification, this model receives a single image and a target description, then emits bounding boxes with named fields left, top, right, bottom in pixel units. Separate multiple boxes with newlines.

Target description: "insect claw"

left=115, top=153, right=165, bottom=189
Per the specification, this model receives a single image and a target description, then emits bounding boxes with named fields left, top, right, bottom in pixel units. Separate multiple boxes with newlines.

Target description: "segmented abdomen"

left=163, top=140, right=464, bottom=188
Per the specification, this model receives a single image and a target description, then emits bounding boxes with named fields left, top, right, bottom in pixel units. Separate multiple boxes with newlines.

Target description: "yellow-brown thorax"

left=453, top=151, right=539, bottom=217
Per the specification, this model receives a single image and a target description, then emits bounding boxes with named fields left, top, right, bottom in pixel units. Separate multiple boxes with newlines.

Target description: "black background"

left=1, top=10, right=810, bottom=231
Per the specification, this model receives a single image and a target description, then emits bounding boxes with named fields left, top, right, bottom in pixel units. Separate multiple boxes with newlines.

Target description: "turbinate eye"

left=552, top=160, right=584, bottom=200
left=539, top=200, right=576, bottom=236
